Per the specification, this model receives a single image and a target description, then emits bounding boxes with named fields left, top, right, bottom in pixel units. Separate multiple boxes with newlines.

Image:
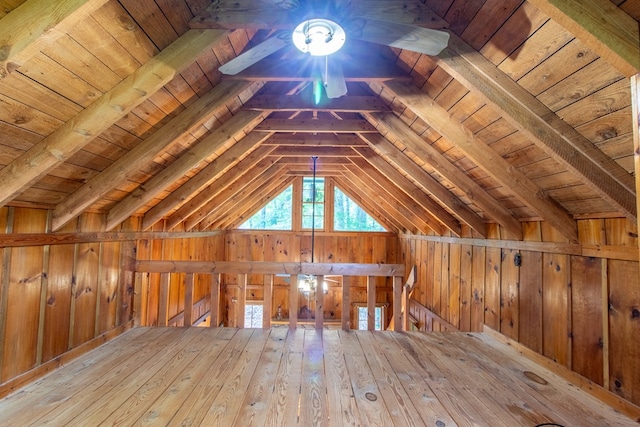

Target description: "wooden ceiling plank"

left=244, top=95, right=391, bottom=112
left=0, top=0, right=110, bottom=77
left=527, top=0, right=640, bottom=77
left=51, top=80, right=254, bottom=231
left=350, top=149, right=462, bottom=236
left=141, top=131, right=275, bottom=230
left=186, top=163, right=286, bottom=230
left=361, top=117, right=522, bottom=239
left=190, top=0, right=448, bottom=30
left=436, top=35, right=637, bottom=221
left=0, top=29, right=228, bottom=210
left=383, top=79, right=579, bottom=242
left=342, top=165, right=439, bottom=235
left=105, top=109, right=267, bottom=230
left=167, top=151, right=282, bottom=230
left=253, top=118, right=378, bottom=133
left=356, top=129, right=488, bottom=237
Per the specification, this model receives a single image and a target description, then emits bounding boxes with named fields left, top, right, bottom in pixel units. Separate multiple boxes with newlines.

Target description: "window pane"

left=239, top=185, right=292, bottom=230
left=244, top=304, right=263, bottom=328
left=333, top=187, right=386, bottom=232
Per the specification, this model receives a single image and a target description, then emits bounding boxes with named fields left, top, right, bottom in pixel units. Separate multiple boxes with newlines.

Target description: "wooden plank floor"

left=0, top=327, right=636, bottom=426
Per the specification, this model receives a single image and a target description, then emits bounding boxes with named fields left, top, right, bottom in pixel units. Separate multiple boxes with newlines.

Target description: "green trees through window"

left=239, top=185, right=293, bottom=230
left=238, top=178, right=386, bottom=232
left=334, top=187, right=386, bottom=232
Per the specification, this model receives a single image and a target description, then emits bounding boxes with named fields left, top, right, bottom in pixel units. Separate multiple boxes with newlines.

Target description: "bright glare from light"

left=292, top=18, right=346, bottom=56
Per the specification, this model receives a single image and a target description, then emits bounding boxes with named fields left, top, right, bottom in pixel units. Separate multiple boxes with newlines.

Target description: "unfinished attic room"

left=2, top=0, right=640, bottom=425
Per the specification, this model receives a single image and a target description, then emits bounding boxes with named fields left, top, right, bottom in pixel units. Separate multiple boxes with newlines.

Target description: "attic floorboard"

left=0, top=327, right=636, bottom=426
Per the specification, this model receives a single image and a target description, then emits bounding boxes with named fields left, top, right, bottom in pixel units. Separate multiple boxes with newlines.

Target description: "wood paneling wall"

left=400, top=218, right=640, bottom=407
left=222, top=231, right=399, bottom=328
left=0, top=207, right=136, bottom=389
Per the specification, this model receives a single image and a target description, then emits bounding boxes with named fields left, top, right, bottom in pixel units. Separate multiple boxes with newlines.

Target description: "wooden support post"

left=237, top=273, right=247, bottom=328
left=315, top=275, right=324, bottom=331
left=402, top=283, right=410, bottom=332
left=632, top=75, right=640, bottom=259
left=263, top=274, right=273, bottom=328
left=342, top=276, right=351, bottom=331
left=184, top=273, right=194, bottom=327
left=290, top=274, right=299, bottom=330
left=158, top=273, right=170, bottom=326
left=393, top=275, right=403, bottom=331
left=367, top=276, right=376, bottom=331
left=210, top=273, right=220, bottom=328
left=601, top=258, right=610, bottom=389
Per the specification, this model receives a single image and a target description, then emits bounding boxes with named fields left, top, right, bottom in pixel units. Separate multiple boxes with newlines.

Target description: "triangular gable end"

left=238, top=184, right=293, bottom=230
left=333, top=185, right=387, bottom=232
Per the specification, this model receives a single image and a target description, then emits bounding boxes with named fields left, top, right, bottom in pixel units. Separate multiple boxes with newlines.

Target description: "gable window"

left=302, top=176, right=324, bottom=230
left=333, top=186, right=386, bottom=232
left=239, top=185, right=293, bottom=230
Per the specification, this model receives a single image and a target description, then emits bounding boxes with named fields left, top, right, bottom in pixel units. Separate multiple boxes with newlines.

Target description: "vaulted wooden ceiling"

left=0, top=0, right=638, bottom=243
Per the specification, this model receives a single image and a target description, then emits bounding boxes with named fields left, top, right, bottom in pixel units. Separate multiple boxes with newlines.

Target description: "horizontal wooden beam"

left=263, top=134, right=368, bottom=146
left=135, top=260, right=405, bottom=277
left=244, top=95, right=391, bottom=112
left=254, top=118, right=378, bottom=133
left=400, top=233, right=639, bottom=262
left=0, top=231, right=225, bottom=247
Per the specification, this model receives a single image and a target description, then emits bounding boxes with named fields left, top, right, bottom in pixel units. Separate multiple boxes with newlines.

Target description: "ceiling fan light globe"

left=293, top=18, right=346, bottom=56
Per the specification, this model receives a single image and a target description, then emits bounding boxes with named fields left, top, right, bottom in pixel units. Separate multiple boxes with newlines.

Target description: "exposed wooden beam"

left=351, top=149, right=462, bottom=236
left=0, top=29, right=228, bottom=210
left=382, top=80, right=579, bottom=242
left=0, top=0, right=110, bottom=77
left=165, top=148, right=280, bottom=230
left=135, top=260, right=405, bottom=277
left=106, top=109, right=267, bottom=230
left=197, top=164, right=290, bottom=230
left=185, top=161, right=287, bottom=230
left=244, top=95, right=391, bottom=112
left=0, top=231, right=224, bottom=248
left=254, top=118, right=378, bottom=133
left=360, top=116, right=521, bottom=239
left=269, top=146, right=359, bottom=157
left=632, top=75, right=640, bottom=261
left=527, top=0, right=640, bottom=77
left=52, top=80, right=255, bottom=231
left=263, top=134, right=367, bottom=146
left=436, top=35, right=637, bottom=221
left=141, top=131, right=274, bottom=230
left=341, top=167, right=437, bottom=235
left=357, top=130, right=492, bottom=238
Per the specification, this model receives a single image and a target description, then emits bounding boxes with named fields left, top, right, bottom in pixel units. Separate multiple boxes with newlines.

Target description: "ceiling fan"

left=191, top=0, right=450, bottom=98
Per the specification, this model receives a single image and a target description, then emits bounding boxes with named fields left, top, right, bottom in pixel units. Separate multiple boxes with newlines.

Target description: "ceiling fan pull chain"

left=324, top=55, right=329, bottom=87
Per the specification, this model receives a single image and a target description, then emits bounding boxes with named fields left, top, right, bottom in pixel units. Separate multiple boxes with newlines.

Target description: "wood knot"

left=523, top=371, right=548, bottom=385
left=365, top=392, right=377, bottom=401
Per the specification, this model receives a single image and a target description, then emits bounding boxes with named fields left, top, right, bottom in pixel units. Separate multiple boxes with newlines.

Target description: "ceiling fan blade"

left=322, top=57, right=348, bottom=99
left=219, top=35, right=289, bottom=75
left=350, top=18, right=450, bottom=56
